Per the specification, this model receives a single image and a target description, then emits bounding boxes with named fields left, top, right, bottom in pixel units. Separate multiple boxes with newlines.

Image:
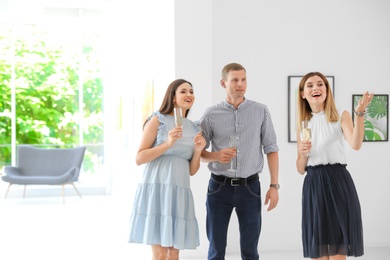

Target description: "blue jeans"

left=206, top=175, right=262, bottom=260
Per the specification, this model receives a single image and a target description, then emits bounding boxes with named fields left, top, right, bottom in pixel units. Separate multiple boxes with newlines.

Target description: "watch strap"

left=354, top=110, right=366, bottom=117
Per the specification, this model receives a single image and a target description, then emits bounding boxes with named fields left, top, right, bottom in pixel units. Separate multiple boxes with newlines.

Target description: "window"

left=0, top=3, right=105, bottom=183
left=0, top=0, right=175, bottom=195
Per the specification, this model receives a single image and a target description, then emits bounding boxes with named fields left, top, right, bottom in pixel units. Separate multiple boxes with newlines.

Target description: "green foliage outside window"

left=0, top=24, right=104, bottom=174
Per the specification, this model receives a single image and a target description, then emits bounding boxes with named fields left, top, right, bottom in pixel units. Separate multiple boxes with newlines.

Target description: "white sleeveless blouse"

left=306, top=110, right=347, bottom=166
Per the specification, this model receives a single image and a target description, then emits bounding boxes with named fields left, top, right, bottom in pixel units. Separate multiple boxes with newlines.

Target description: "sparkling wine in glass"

left=227, top=135, right=237, bottom=172
left=301, top=120, right=311, bottom=142
left=174, top=108, right=183, bottom=127
left=301, top=120, right=311, bottom=157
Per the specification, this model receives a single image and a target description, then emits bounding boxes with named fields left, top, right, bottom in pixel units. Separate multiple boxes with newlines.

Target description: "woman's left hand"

left=355, top=91, right=374, bottom=112
left=193, top=132, right=206, bottom=151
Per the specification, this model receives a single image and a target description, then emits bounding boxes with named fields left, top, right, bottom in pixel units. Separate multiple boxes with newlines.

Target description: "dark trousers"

left=206, top=174, right=262, bottom=260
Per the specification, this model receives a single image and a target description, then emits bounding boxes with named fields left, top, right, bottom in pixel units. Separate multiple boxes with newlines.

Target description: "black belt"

left=211, top=173, right=259, bottom=186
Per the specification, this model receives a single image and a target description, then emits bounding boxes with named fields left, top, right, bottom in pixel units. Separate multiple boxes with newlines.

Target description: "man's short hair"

left=221, top=63, right=246, bottom=80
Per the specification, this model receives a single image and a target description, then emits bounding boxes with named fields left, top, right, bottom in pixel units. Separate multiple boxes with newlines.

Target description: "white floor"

left=0, top=194, right=389, bottom=260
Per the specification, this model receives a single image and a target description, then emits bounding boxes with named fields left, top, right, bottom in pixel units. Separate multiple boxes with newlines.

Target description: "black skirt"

left=302, top=164, right=364, bottom=258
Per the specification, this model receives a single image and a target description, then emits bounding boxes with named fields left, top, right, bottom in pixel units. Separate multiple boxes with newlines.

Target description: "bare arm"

left=264, top=151, right=279, bottom=211
left=341, top=91, right=374, bottom=150
left=189, top=132, right=206, bottom=176
left=267, top=151, right=279, bottom=184
left=135, top=116, right=182, bottom=165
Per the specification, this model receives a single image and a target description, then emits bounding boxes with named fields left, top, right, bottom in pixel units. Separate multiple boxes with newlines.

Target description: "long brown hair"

left=143, top=79, right=193, bottom=129
left=159, top=79, right=192, bottom=117
left=297, top=72, right=338, bottom=131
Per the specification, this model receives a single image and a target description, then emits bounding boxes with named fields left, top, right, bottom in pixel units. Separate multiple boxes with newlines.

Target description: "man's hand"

left=216, top=148, right=236, bottom=164
left=264, top=187, right=279, bottom=211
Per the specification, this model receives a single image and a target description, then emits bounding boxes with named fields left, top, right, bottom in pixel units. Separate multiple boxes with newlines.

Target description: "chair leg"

left=62, top=184, right=65, bottom=204
left=71, top=183, right=82, bottom=200
left=4, top=183, right=12, bottom=199
left=23, top=185, right=26, bottom=198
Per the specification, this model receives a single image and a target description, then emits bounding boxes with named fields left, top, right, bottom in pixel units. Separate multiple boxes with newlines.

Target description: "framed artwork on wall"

left=288, top=75, right=335, bottom=143
left=352, top=94, right=388, bottom=142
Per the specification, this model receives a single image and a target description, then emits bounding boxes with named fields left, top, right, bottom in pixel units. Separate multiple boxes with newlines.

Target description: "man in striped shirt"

left=200, top=62, right=280, bottom=260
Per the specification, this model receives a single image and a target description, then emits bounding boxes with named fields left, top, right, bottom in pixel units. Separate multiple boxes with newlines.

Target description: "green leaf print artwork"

left=353, top=94, right=388, bottom=141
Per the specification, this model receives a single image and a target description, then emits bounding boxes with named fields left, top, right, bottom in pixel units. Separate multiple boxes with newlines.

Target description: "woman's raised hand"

left=355, top=91, right=374, bottom=112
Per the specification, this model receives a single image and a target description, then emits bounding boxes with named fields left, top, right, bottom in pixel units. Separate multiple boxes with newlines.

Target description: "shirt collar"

left=222, top=97, right=248, bottom=110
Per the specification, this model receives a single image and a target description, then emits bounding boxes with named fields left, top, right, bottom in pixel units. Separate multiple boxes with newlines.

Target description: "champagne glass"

left=174, top=108, right=183, bottom=127
left=227, top=135, right=237, bottom=172
left=301, top=120, right=311, bottom=141
left=301, top=120, right=311, bottom=157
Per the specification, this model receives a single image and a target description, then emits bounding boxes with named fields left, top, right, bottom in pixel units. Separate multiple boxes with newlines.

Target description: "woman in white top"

left=296, top=72, right=373, bottom=260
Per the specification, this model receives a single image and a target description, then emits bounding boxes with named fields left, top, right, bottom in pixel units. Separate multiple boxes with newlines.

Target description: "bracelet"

left=354, top=110, right=365, bottom=117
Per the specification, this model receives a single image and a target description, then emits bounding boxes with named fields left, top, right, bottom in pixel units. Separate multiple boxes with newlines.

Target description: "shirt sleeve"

left=199, top=108, right=212, bottom=150
left=261, top=106, right=279, bottom=154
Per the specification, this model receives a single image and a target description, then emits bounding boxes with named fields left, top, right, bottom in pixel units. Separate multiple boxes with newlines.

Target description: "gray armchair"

left=2, top=145, right=86, bottom=203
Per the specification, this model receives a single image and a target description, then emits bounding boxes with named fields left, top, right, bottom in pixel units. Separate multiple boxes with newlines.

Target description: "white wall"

left=175, top=0, right=390, bottom=257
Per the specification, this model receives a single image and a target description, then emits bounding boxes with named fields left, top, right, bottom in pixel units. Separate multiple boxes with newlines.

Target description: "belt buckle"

left=230, top=178, right=240, bottom=186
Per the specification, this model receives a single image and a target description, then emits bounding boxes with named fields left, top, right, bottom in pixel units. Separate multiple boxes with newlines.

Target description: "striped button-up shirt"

left=200, top=99, right=279, bottom=178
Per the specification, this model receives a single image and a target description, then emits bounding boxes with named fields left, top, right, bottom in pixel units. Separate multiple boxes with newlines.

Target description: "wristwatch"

left=354, top=110, right=366, bottom=117
left=270, top=184, right=280, bottom=190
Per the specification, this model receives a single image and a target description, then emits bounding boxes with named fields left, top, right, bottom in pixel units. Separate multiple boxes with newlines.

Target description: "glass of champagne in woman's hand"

left=301, top=120, right=311, bottom=157
left=174, top=108, right=183, bottom=127
left=227, top=136, right=237, bottom=172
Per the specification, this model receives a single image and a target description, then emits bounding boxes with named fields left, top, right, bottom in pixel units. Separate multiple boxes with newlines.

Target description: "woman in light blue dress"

left=296, top=72, right=373, bottom=260
left=129, top=79, right=206, bottom=259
